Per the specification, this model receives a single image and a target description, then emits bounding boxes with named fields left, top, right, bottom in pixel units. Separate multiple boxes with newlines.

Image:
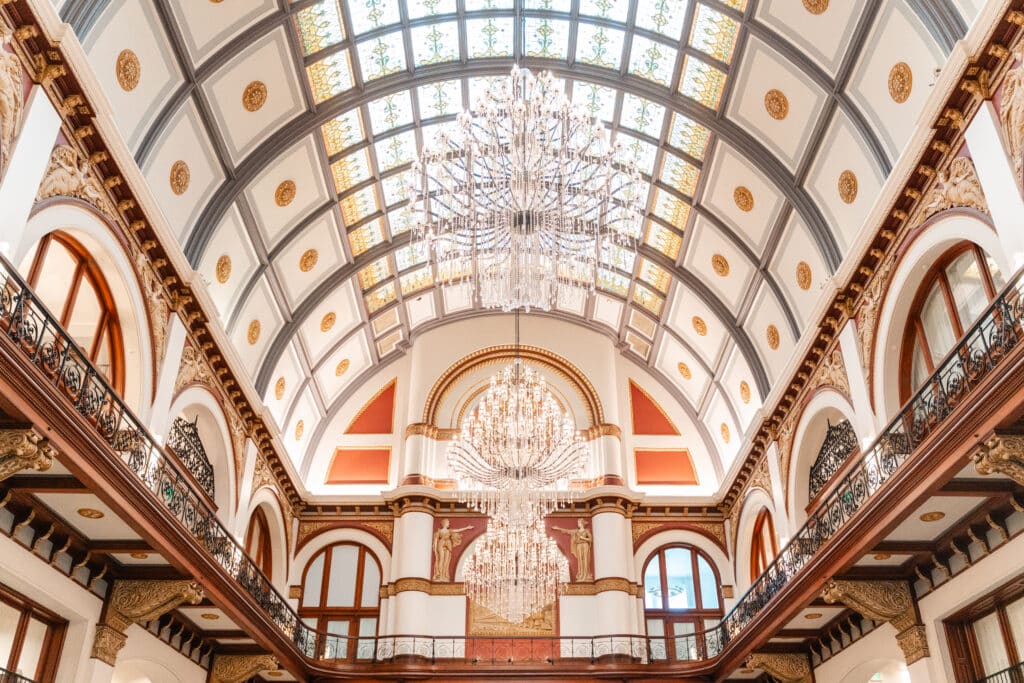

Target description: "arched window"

left=642, top=545, right=723, bottom=661
left=244, top=508, right=273, bottom=580
left=20, top=232, right=125, bottom=393
left=902, top=243, right=1004, bottom=399
left=749, top=509, right=777, bottom=583
left=299, top=543, right=381, bottom=661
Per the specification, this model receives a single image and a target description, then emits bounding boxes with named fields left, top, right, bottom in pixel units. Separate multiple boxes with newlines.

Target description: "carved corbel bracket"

left=745, top=652, right=813, bottom=683
left=972, top=432, right=1024, bottom=485
left=0, top=428, right=55, bottom=481
left=209, top=654, right=279, bottom=683
left=822, top=579, right=929, bottom=664
left=91, top=580, right=203, bottom=665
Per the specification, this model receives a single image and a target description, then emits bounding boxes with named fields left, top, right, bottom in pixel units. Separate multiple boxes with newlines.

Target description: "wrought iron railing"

left=1, top=246, right=1022, bottom=669
left=807, top=419, right=859, bottom=499
left=0, top=667, right=38, bottom=683
left=979, top=662, right=1024, bottom=683
left=166, top=415, right=215, bottom=500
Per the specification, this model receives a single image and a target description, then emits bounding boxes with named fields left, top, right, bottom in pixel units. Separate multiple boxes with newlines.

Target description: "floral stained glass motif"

left=572, top=81, right=617, bottom=123
left=358, top=257, right=393, bottom=290
left=679, top=55, right=728, bottom=109
left=620, top=94, right=666, bottom=138
left=668, top=113, right=711, bottom=161
left=579, top=0, right=628, bottom=21
left=638, top=258, right=671, bottom=294
left=295, top=0, right=345, bottom=56
left=690, top=4, right=740, bottom=64
left=633, top=283, right=665, bottom=316
left=601, top=242, right=636, bottom=273
left=348, top=0, right=401, bottom=34
left=465, top=0, right=513, bottom=8
left=307, top=51, right=355, bottom=103
left=525, top=0, right=570, bottom=9
left=628, top=35, right=676, bottom=85
left=598, top=268, right=630, bottom=297
left=348, top=218, right=387, bottom=256
left=717, top=0, right=747, bottom=10
left=331, top=149, right=372, bottom=194
left=400, top=266, right=433, bottom=295
left=321, top=109, right=365, bottom=157
left=340, top=186, right=381, bottom=227
left=375, top=131, right=417, bottom=171
left=407, top=0, right=456, bottom=19
left=367, top=93, right=414, bottom=135
left=357, top=31, right=407, bottom=81
left=381, top=170, right=412, bottom=207
left=635, top=0, right=688, bottom=39
left=644, top=222, right=683, bottom=260
left=467, top=18, right=514, bottom=58
left=387, top=206, right=413, bottom=235
left=653, top=189, right=692, bottom=229
left=365, top=282, right=397, bottom=314
left=662, top=153, right=701, bottom=197
left=411, top=22, right=460, bottom=65
left=614, top=132, right=658, bottom=176
left=395, top=242, right=428, bottom=271
left=575, top=23, right=625, bottom=70
left=525, top=18, right=570, bottom=59
left=418, top=80, right=462, bottom=119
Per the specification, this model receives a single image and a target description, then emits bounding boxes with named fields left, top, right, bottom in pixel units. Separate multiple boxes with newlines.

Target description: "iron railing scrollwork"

left=807, top=419, right=859, bottom=499
left=166, top=416, right=216, bottom=500
left=0, top=668, right=37, bottom=683
left=979, top=662, right=1024, bottom=683
left=1, top=247, right=1022, bottom=668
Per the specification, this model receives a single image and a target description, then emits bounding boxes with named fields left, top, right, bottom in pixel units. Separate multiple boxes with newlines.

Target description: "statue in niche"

left=0, top=25, right=25, bottom=178
left=432, top=518, right=472, bottom=582
left=552, top=518, right=593, bottom=582
left=1000, top=43, right=1024, bottom=178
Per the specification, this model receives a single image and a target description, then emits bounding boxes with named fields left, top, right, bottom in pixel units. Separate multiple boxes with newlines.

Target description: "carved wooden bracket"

left=745, top=652, right=812, bottom=683
left=210, top=653, right=279, bottom=683
left=90, top=580, right=203, bottom=665
left=822, top=579, right=929, bottom=665
left=0, top=428, right=55, bottom=481
left=973, top=432, right=1024, bottom=485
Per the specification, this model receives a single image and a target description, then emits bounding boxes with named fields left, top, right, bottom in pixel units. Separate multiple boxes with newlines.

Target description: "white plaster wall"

left=814, top=623, right=910, bottom=683
left=111, top=627, right=206, bottom=683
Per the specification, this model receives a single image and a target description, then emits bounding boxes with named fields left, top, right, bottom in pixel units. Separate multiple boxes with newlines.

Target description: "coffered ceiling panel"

left=655, top=333, right=714, bottom=408
left=296, top=279, right=362, bottom=364
left=272, top=212, right=347, bottom=308
left=229, top=278, right=285, bottom=377
left=742, top=283, right=795, bottom=384
left=721, top=345, right=761, bottom=431
left=754, top=0, right=862, bottom=76
left=197, top=205, right=260, bottom=319
left=768, top=214, right=831, bottom=331
left=165, top=0, right=278, bottom=65
left=683, top=216, right=758, bottom=311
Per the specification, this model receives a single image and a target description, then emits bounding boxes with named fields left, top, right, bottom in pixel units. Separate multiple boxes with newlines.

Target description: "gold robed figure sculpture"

left=552, top=518, right=593, bottom=582
left=432, top=519, right=473, bottom=582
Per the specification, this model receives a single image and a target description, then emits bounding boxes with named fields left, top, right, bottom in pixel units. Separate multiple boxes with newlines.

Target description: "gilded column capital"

left=897, top=624, right=930, bottom=665
left=745, top=652, right=812, bottom=683
left=90, top=624, right=126, bottom=666
left=822, top=579, right=928, bottom=664
left=0, top=428, right=55, bottom=481
left=210, top=654, right=279, bottom=683
left=973, top=432, right=1024, bottom=485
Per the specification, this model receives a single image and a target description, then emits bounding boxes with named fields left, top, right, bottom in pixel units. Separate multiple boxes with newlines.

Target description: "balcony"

left=980, top=663, right=1024, bottom=683
left=0, top=668, right=37, bottom=683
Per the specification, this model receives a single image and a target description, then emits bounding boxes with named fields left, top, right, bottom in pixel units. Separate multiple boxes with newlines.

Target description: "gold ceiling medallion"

left=77, top=508, right=104, bottom=519
left=130, top=552, right=149, bottom=560
left=739, top=381, right=751, bottom=404
left=336, top=358, right=351, bottom=376
left=711, top=254, right=730, bottom=277
left=764, top=89, right=789, bottom=120
left=294, top=419, right=305, bottom=441
left=242, top=80, right=268, bottom=112
left=299, top=248, right=319, bottom=272
left=169, top=160, right=190, bottom=195
left=275, top=179, right=296, bottom=207
left=274, top=377, right=286, bottom=401
left=801, top=0, right=828, bottom=14
left=889, top=62, right=913, bottom=103
left=838, top=169, right=858, bottom=204
left=677, top=362, right=692, bottom=380
left=804, top=612, right=823, bottom=619
left=720, top=423, right=731, bottom=444
left=766, top=324, right=780, bottom=350
left=320, top=311, right=336, bottom=332
left=919, top=511, right=945, bottom=522
left=733, top=185, right=754, bottom=212
left=215, top=255, right=231, bottom=284
left=115, top=49, right=140, bottom=92
left=796, top=261, right=812, bottom=291
left=246, top=320, right=261, bottom=345
left=873, top=553, right=892, bottom=560
left=692, top=316, right=708, bottom=336
left=200, top=613, right=220, bottom=620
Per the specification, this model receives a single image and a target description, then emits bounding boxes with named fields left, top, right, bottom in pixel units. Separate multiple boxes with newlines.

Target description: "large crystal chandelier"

left=464, top=517, right=568, bottom=625
left=409, top=66, right=642, bottom=312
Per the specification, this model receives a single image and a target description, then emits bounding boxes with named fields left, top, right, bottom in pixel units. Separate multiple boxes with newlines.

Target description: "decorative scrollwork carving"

left=921, top=156, right=989, bottom=218
left=36, top=145, right=117, bottom=219
left=0, top=25, right=25, bottom=180
left=973, top=432, right=1024, bottom=485
left=745, top=652, right=812, bottom=683
left=822, top=579, right=928, bottom=664
left=1000, top=44, right=1024, bottom=181
left=0, top=428, right=55, bottom=481
left=210, top=653, right=278, bottom=683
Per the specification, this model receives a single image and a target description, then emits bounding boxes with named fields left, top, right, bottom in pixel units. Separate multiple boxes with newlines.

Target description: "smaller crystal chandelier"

left=463, top=517, right=568, bottom=624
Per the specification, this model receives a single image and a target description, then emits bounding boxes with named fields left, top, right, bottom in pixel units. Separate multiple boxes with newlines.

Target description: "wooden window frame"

left=0, top=583, right=67, bottom=682
left=944, top=577, right=1024, bottom=682
left=749, top=509, right=778, bottom=584
left=899, top=242, right=999, bottom=403
left=244, top=507, right=273, bottom=581
left=25, top=232, right=126, bottom=395
left=642, top=544, right=724, bottom=660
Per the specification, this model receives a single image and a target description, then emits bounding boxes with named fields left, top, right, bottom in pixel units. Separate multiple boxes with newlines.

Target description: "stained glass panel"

left=307, top=51, right=355, bottom=103
left=331, top=149, right=372, bottom=194
left=525, top=0, right=571, bottom=9
left=638, top=258, right=671, bottom=294
left=525, top=18, right=570, bottom=59
left=465, top=0, right=513, bottom=8
left=620, top=94, right=666, bottom=138
left=467, top=18, right=515, bottom=58
left=679, top=55, right=727, bottom=109
left=690, top=4, right=739, bottom=64
left=653, top=188, right=692, bottom=229
left=321, top=109, right=365, bottom=157
left=417, top=80, right=463, bottom=119
left=400, top=266, right=433, bottom=294
left=575, top=23, right=625, bottom=70
left=381, top=169, right=412, bottom=207
left=644, top=221, right=683, bottom=260
left=614, top=132, right=658, bottom=176
left=668, top=113, right=711, bottom=160
left=348, top=218, right=387, bottom=255
left=395, top=242, right=428, bottom=271
left=579, top=0, right=628, bottom=21
left=367, top=93, right=414, bottom=134
left=635, top=0, right=688, bottom=39
left=717, top=0, right=747, bottom=10
left=411, top=22, right=460, bottom=65
left=375, top=131, right=417, bottom=171
left=661, top=153, right=701, bottom=197
left=571, top=81, right=616, bottom=123
left=387, top=205, right=413, bottom=235
left=295, top=0, right=345, bottom=56
left=358, top=257, right=393, bottom=290
left=628, top=35, right=676, bottom=86
left=340, top=186, right=380, bottom=226
left=601, top=242, right=636, bottom=273
left=357, top=32, right=407, bottom=81
left=633, top=283, right=665, bottom=315
left=598, top=268, right=630, bottom=297
left=407, top=0, right=456, bottom=19
left=365, top=282, right=397, bottom=313
left=348, top=0, right=401, bottom=34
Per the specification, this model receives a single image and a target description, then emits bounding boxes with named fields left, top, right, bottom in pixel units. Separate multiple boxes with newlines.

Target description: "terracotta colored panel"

left=345, top=379, right=396, bottom=434
left=635, top=448, right=698, bottom=485
left=325, top=447, right=391, bottom=484
left=629, top=380, right=679, bottom=435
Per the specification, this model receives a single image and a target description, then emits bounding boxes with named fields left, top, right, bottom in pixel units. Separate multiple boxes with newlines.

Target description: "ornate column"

left=821, top=579, right=929, bottom=666
left=90, top=580, right=203, bottom=665
left=589, top=499, right=639, bottom=636
left=972, top=432, right=1024, bottom=485
left=746, top=652, right=813, bottom=683
left=209, top=654, right=278, bottom=683
left=0, top=428, right=55, bottom=481
left=388, top=498, right=435, bottom=637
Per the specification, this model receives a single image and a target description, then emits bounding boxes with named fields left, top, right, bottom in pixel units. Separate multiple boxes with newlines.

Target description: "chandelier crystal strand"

left=409, top=66, right=643, bottom=312
left=463, top=518, right=568, bottom=624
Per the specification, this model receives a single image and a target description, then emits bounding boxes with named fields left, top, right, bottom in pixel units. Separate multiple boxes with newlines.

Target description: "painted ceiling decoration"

left=344, top=378, right=397, bottom=434
left=57, top=0, right=964, bottom=486
left=629, top=380, right=680, bottom=436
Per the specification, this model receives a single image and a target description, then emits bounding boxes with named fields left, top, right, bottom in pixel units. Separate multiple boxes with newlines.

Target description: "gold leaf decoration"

left=677, top=362, right=692, bottom=380
left=115, top=49, right=140, bottom=91
left=764, top=89, right=789, bottom=120
left=299, top=248, right=319, bottom=273
left=919, top=511, right=945, bottom=522
left=215, top=255, right=232, bottom=284
left=733, top=186, right=754, bottom=212
left=169, top=160, right=190, bottom=195
left=320, top=312, right=336, bottom=332
left=796, top=261, right=812, bottom=291
left=692, top=316, right=707, bottom=337
left=274, top=377, right=286, bottom=401
left=275, top=180, right=296, bottom=207
left=802, top=0, right=828, bottom=14
left=838, top=170, right=858, bottom=204
left=720, top=423, right=731, bottom=444
left=247, top=320, right=261, bottom=345
left=336, top=358, right=351, bottom=376
left=739, top=381, right=751, bottom=404
left=888, top=62, right=912, bottom=103
left=294, top=419, right=305, bottom=441
left=711, top=254, right=730, bottom=277
left=243, top=80, right=268, bottom=112
left=766, top=324, right=780, bottom=350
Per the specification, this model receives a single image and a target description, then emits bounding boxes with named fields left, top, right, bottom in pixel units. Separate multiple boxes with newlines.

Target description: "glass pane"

left=1007, top=596, right=1024, bottom=659
left=95, top=328, right=112, bottom=381
left=0, top=602, right=19, bottom=667
left=14, top=617, right=47, bottom=677
left=672, top=620, right=696, bottom=660
left=986, top=252, right=1006, bottom=289
left=697, top=556, right=719, bottom=610
left=325, top=619, right=350, bottom=659
left=945, top=250, right=989, bottom=329
left=664, top=547, right=695, bottom=610
left=643, top=558, right=663, bottom=609
left=34, top=240, right=76, bottom=319
left=973, top=612, right=1010, bottom=675
left=295, top=0, right=345, bottom=56
left=67, top=277, right=101, bottom=355
left=910, top=336, right=930, bottom=391
left=646, top=618, right=666, bottom=660
left=326, top=545, right=359, bottom=606
left=302, top=553, right=325, bottom=607
left=360, top=557, right=381, bottom=607
left=920, top=284, right=957, bottom=364
left=357, top=617, right=378, bottom=659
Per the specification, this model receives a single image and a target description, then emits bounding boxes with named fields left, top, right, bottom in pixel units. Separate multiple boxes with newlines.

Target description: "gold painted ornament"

left=242, top=80, right=268, bottom=112
left=766, top=324, right=780, bottom=350
left=734, top=186, right=754, bottom=212
left=677, top=362, right=692, bottom=380
left=115, top=49, right=140, bottom=91
left=720, top=423, right=731, bottom=444
left=838, top=170, right=858, bottom=204
left=215, top=255, right=232, bottom=284
left=294, top=420, right=305, bottom=440
left=275, top=180, right=296, bottom=207
left=889, top=62, right=912, bottom=103
left=299, top=248, right=319, bottom=272
left=274, top=377, right=286, bottom=400
left=796, top=261, right=812, bottom=291
left=320, top=312, right=336, bottom=332
left=802, top=0, right=828, bottom=14
left=692, top=316, right=708, bottom=336
left=711, top=254, right=730, bottom=277
left=247, top=320, right=261, bottom=345
left=336, top=358, right=351, bottom=376
left=739, top=381, right=751, bottom=404
left=764, top=89, right=789, bottom=120
left=169, top=160, right=190, bottom=195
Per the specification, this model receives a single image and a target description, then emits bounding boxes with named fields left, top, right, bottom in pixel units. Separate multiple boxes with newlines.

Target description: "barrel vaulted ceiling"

left=55, top=0, right=973, bottom=483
